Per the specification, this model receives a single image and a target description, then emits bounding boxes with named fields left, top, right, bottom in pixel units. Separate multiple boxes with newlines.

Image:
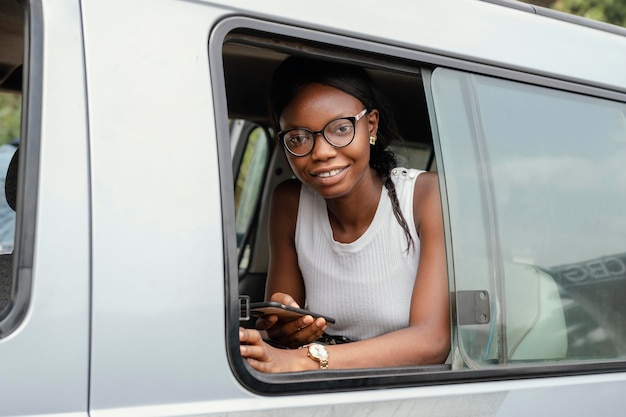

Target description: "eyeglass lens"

left=283, top=118, right=355, bottom=156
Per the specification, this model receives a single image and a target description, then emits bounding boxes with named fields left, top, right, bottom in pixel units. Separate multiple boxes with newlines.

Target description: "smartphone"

left=243, top=301, right=336, bottom=324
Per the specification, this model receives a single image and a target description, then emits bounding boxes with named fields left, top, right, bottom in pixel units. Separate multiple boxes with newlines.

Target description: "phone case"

left=244, top=301, right=336, bottom=324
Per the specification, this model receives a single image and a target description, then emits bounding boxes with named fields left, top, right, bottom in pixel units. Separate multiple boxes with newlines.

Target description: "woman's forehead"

left=279, top=83, right=363, bottom=130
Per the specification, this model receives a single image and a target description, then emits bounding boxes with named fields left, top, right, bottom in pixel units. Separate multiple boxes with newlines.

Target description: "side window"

left=0, top=91, right=19, bottom=317
left=0, top=0, right=24, bottom=327
left=0, top=92, right=19, bottom=254
left=231, top=119, right=271, bottom=272
left=218, top=27, right=446, bottom=388
left=432, top=68, right=626, bottom=366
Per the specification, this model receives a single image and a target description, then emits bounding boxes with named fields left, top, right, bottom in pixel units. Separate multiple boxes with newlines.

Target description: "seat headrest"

left=5, top=148, right=18, bottom=211
left=0, top=65, right=23, bottom=93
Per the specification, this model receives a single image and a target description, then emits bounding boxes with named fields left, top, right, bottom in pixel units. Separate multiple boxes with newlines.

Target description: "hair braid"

left=371, top=141, right=414, bottom=251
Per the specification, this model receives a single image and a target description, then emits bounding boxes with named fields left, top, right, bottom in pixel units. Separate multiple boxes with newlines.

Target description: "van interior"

left=222, top=32, right=437, bottom=307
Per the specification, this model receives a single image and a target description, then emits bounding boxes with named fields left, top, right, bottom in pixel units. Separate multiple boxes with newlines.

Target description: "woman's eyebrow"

left=282, top=111, right=360, bottom=131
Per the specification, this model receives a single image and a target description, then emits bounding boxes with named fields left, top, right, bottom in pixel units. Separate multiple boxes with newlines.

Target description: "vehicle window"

left=0, top=91, right=19, bottom=316
left=432, top=68, right=626, bottom=366
left=218, top=25, right=453, bottom=386
left=0, top=0, right=24, bottom=326
left=0, top=92, right=20, bottom=253
left=232, top=120, right=270, bottom=271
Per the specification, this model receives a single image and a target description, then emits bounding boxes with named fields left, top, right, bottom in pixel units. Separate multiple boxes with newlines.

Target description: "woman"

left=239, top=57, right=449, bottom=372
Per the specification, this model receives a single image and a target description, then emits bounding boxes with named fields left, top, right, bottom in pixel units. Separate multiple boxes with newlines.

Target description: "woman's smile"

left=313, top=166, right=346, bottom=178
left=310, top=165, right=350, bottom=190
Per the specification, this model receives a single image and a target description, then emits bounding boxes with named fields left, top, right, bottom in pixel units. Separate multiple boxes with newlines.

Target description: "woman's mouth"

left=316, top=167, right=345, bottom=178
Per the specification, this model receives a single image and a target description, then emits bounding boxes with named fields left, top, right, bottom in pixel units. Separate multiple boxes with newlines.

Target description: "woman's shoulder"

left=413, top=170, right=438, bottom=190
left=273, top=178, right=301, bottom=196
left=411, top=171, right=441, bottom=232
left=268, top=179, right=303, bottom=241
left=271, top=178, right=302, bottom=212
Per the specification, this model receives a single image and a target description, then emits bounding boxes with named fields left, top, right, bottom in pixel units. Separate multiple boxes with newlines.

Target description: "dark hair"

left=268, top=57, right=413, bottom=249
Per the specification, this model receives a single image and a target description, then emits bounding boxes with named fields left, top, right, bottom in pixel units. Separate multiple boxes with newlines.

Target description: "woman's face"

left=279, top=83, right=379, bottom=200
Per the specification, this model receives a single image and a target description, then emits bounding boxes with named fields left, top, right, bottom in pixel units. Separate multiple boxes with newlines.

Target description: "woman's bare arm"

left=257, top=179, right=328, bottom=347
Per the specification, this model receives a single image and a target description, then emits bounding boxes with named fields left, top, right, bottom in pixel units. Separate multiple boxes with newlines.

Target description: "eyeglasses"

left=278, top=109, right=368, bottom=157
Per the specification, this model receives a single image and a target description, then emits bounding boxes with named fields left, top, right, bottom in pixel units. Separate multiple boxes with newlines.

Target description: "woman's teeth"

left=317, top=168, right=343, bottom=178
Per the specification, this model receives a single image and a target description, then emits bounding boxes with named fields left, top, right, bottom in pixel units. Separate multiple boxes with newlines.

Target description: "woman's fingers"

left=239, top=327, right=302, bottom=373
left=257, top=293, right=331, bottom=347
left=270, top=292, right=300, bottom=308
left=255, top=314, right=278, bottom=330
left=240, top=326, right=264, bottom=345
left=266, top=316, right=327, bottom=347
left=296, top=317, right=327, bottom=343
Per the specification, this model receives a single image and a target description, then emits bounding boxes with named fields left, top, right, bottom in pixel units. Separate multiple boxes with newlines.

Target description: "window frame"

left=209, top=15, right=626, bottom=395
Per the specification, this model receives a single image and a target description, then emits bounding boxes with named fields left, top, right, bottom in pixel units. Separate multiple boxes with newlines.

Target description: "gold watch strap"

left=306, top=343, right=329, bottom=370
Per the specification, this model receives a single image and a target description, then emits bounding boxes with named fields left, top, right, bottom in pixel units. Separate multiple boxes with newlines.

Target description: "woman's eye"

left=289, top=134, right=309, bottom=144
left=330, top=122, right=353, bottom=136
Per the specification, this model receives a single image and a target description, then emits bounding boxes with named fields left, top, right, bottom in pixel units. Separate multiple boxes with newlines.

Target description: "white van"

left=1, top=0, right=626, bottom=415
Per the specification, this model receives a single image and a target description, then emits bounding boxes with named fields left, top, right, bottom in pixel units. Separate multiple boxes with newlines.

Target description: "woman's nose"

left=310, top=133, right=336, bottom=161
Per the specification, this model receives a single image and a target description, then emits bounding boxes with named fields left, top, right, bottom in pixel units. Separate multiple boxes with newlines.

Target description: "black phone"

left=243, top=301, right=336, bottom=324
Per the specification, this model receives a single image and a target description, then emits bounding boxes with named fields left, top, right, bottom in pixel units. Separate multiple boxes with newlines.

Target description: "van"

left=1, top=0, right=626, bottom=415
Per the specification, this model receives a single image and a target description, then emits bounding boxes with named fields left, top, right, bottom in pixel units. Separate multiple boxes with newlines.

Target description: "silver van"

left=1, top=0, right=626, bottom=415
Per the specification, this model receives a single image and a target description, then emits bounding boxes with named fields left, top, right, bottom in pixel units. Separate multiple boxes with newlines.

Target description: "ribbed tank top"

left=295, top=168, right=423, bottom=341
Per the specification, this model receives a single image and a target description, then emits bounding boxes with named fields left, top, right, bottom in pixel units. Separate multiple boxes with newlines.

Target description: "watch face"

left=309, top=344, right=328, bottom=360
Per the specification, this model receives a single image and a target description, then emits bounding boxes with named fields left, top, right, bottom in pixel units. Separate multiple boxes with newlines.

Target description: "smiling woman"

left=238, top=57, right=450, bottom=373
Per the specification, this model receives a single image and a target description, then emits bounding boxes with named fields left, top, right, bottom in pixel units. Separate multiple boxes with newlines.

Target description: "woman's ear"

left=367, top=109, right=380, bottom=137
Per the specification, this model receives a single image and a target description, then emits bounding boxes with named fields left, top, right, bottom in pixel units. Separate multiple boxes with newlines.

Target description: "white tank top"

left=295, top=168, right=423, bottom=341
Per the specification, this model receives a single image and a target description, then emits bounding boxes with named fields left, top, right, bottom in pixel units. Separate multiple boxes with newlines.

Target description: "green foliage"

left=553, top=0, right=626, bottom=26
left=523, top=0, right=626, bottom=26
left=0, top=93, right=21, bottom=146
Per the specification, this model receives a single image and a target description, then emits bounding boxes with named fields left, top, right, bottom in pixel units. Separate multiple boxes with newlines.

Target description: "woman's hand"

left=254, top=292, right=327, bottom=348
left=240, top=327, right=310, bottom=373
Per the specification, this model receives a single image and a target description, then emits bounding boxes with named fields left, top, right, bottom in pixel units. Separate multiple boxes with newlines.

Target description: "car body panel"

left=0, top=0, right=90, bottom=415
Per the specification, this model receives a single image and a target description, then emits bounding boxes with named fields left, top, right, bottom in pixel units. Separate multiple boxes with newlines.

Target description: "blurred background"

left=521, top=0, right=626, bottom=27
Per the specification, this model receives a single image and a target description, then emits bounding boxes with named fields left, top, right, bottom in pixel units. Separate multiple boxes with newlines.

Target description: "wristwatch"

left=306, top=343, right=329, bottom=369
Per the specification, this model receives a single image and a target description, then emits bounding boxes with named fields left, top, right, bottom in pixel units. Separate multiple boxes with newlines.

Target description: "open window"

left=213, top=23, right=450, bottom=391
left=221, top=33, right=437, bottom=321
left=211, top=17, right=626, bottom=394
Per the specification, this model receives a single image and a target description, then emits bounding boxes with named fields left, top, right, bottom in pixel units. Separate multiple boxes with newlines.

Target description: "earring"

left=369, top=136, right=376, bottom=145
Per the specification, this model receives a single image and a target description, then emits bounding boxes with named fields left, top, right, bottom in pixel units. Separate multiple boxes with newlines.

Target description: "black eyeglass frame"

left=278, top=109, right=369, bottom=157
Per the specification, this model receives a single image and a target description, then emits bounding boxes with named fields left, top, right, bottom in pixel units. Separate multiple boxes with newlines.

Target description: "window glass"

left=0, top=92, right=20, bottom=254
left=0, top=90, right=20, bottom=317
left=232, top=122, right=270, bottom=271
left=432, top=68, right=626, bottom=366
left=0, top=0, right=25, bottom=332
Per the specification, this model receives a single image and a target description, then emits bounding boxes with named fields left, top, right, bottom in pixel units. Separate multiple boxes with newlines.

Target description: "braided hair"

left=268, top=57, right=414, bottom=250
